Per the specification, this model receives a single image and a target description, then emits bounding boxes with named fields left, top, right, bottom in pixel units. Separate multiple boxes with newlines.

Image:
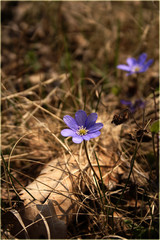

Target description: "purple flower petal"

left=126, top=57, right=137, bottom=66
left=117, top=64, right=131, bottom=72
left=138, top=53, right=147, bottom=64
left=141, top=59, right=154, bottom=72
left=61, top=129, right=77, bottom=137
left=75, top=110, right=87, bottom=127
left=85, top=131, right=101, bottom=139
left=130, top=106, right=136, bottom=113
left=72, top=136, right=83, bottom=144
left=88, top=123, right=103, bottom=133
left=85, top=113, right=98, bottom=128
left=82, top=135, right=91, bottom=141
left=63, top=115, right=78, bottom=130
left=120, top=100, right=132, bottom=107
left=134, top=99, right=145, bottom=109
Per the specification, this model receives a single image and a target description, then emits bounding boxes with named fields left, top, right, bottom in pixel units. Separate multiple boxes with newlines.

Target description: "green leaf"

left=150, top=120, right=159, bottom=134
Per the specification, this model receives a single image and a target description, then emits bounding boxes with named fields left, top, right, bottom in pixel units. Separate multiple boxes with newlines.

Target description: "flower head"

left=61, top=110, right=103, bottom=144
left=120, top=99, right=145, bottom=113
left=117, top=53, right=153, bottom=76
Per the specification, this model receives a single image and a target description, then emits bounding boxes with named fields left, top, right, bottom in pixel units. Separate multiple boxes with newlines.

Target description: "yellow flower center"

left=76, top=126, right=88, bottom=135
left=133, top=65, right=141, bottom=72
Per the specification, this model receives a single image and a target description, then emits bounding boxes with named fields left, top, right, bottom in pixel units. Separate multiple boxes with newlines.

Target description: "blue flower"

left=120, top=99, right=145, bottom=113
left=61, top=110, right=103, bottom=144
left=117, top=53, right=153, bottom=76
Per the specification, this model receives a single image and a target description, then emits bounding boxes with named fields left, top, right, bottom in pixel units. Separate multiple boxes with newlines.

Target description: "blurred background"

left=2, top=1, right=159, bottom=88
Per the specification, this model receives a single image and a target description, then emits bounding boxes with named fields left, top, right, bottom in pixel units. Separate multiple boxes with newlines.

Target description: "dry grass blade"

left=2, top=74, right=68, bottom=101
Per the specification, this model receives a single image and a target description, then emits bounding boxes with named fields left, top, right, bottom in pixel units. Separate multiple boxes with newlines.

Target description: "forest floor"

left=1, top=1, right=159, bottom=239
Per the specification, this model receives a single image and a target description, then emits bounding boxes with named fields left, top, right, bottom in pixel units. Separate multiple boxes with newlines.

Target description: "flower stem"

left=84, top=141, right=100, bottom=181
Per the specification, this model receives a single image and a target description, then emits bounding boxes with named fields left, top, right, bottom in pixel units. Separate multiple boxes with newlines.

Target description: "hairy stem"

left=84, top=141, right=100, bottom=181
